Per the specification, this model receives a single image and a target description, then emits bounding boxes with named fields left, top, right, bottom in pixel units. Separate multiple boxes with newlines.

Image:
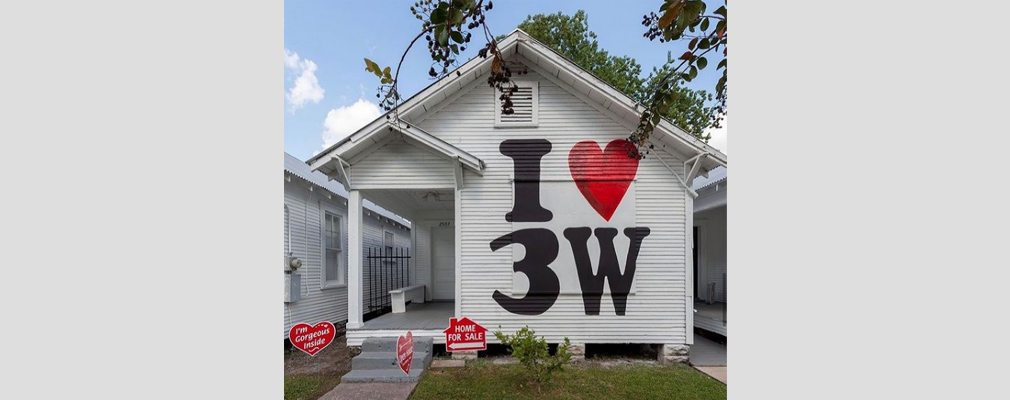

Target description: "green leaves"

left=435, top=25, right=448, bottom=46
left=431, top=7, right=446, bottom=24
left=696, top=57, right=707, bottom=70
left=363, top=58, right=381, bottom=76
left=494, top=326, right=571, bottom=385
left=449, top=8, right=464, bottom=25
left=450, top=30, right=464, bottom=44
left=363, top=58, right=393, bottom=84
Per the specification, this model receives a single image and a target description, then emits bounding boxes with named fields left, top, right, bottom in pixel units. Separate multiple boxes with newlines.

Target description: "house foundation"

left=568, top=343, right=586, bottom=362
left=451, top=350, right=478, bottom=360
left=657, top=344, right=690, bottom=364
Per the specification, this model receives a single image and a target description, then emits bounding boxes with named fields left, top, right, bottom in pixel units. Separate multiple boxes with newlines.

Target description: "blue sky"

left=284, top=0, right=727, bottom=161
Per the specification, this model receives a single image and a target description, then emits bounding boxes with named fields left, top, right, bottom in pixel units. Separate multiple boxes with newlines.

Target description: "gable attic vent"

left=495, top=81, right=538, bottom=128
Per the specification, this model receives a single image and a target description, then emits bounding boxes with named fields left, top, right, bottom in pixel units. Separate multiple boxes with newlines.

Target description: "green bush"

left=493, top=326, right=571, bottom=389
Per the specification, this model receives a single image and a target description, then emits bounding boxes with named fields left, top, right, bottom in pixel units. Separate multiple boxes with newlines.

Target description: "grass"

left=284, top=374, right=340, bottom=400
left=411, top=361, right=726, bottom=400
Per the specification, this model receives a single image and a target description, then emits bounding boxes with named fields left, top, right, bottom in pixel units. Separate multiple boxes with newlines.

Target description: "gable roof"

left=284, top=152, right=411, bottom=228
left=316, top=119, right=484, bottom=180
left=307, top=29, right=726, bottom=180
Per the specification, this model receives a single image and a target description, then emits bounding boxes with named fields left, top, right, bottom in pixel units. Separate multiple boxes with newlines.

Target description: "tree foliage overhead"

left=516, top=11, right=645, bottom=103
left=364, top=1, right=727, bottom=158
left=514, top=11, right=714, bottom=141
left=638, top=0, right=727, bottom=152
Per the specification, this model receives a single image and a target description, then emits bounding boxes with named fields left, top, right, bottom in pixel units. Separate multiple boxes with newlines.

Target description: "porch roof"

left=310, top=120, right=484, bottom=189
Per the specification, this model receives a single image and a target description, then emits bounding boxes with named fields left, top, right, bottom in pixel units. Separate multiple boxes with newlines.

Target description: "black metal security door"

left=366, top=247, right=410, bottom=316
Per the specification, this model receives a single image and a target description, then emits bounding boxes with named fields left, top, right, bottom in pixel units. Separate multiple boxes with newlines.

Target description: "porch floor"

left=360, top=301, right=453, bottom=330
left=695, top=301, right=727, bottom=336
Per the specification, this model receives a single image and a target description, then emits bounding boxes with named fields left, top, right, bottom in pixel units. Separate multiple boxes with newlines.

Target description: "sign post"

left=442, top=317, right=487, bottom=352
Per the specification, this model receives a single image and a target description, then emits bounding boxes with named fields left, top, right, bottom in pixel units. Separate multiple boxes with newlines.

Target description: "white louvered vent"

left=495, top=81, right=538, bottom=127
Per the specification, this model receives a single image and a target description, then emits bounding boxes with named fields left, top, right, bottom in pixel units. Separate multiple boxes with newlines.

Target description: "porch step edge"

left=340, top=368, right=426, bottom=383
left=362, top=336, right=434, bottom=353
left=351, top=351, right=433, bottom=370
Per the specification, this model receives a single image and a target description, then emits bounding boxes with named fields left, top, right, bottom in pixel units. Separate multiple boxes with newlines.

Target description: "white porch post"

left=347, top=189, right=364, bottom=329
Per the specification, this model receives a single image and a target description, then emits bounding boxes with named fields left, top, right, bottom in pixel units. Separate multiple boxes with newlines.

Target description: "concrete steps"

left=341, top=337, right=434, bottom=383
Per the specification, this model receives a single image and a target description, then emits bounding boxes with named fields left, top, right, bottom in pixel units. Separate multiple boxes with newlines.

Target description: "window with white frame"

left=384, top=230, right=394, bottom=254
left=494, top=81, right=538, bottom=127
left=323, top=211, right=344, bottom=286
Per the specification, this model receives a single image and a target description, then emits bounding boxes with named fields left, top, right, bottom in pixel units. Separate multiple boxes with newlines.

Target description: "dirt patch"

left=285, top=334, right=352, bottom=375
left=284, top=334, right=353, bottom=399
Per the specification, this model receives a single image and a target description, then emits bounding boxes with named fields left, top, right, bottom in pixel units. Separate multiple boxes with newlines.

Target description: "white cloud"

left=321, top=99, right=382, bottom=149
left=284, top=49, right=324, bottom=112
left=705, top=115, right=727, bottom=154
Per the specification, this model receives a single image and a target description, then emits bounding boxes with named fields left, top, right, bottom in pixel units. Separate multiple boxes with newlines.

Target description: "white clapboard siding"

left=413, top=224, right=432, bottom=301
left=696, top=205, right=727, bottom=303
left=416, top=60, right=692, bottom=344
left=283, top=178, right=412, bottom=339
left=348, top=141, right=456, bottom=189
left=283, top=179, right=348, bottom=338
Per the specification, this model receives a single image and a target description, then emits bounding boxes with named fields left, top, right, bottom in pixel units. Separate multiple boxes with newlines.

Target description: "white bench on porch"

left=389, top=285, right=426, bottom=313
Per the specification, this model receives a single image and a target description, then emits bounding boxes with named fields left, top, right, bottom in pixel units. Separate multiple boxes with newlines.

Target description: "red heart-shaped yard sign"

left=397, top=331, right=414, bottom=375
left=288, top=321, right=336, bottom=356
left=568, top=139, right=640, bottom=221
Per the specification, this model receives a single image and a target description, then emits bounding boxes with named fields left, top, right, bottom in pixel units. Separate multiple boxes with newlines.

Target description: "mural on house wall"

left=490, top=138, right=651, bottom=316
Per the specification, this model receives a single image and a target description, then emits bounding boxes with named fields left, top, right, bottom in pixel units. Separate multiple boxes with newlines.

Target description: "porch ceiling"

left=364, top=189, right=455, bottom=220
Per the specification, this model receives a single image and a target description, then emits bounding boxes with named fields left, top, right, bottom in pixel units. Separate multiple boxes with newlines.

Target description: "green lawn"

left=284, top=374, right=339, bottom=400
left=411, top=361, right=726, bottom=400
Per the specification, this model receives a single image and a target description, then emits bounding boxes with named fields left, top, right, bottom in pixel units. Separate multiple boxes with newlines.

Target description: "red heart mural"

left=397, top=331, right=414, bottom=375
left=568, top=139, right=640, bottom=221
left=288, top=321, right=336, bottom=356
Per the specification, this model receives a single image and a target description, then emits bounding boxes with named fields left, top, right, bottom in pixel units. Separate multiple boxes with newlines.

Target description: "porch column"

left=347, top=189, right=364, bottom=329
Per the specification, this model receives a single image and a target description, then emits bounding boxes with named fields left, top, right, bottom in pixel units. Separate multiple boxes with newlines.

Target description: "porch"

left=694, top=301, right=727, bottom=337
left=347, top=302, right=454, bottom=346
left=308, top=122, right=485, bottom=345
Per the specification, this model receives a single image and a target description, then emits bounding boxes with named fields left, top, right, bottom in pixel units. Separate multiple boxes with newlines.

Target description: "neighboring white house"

left=283, top=152, right=411, bottom=339
left=304, top=29, right=727, bottom=360
left=692, top=166, right=727, bottom=337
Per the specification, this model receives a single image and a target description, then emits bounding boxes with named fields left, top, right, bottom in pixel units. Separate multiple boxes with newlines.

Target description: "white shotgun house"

left=692, top=166, right=727, bottom=337
left=304, top=29, right=727, bottom=359
left=283, top=152, right=411, bottom=339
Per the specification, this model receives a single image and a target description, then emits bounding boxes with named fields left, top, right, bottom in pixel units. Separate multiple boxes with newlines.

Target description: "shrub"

left=493, top=326, right=571, bottom=389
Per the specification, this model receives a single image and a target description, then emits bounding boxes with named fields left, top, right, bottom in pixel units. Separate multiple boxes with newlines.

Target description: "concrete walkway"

left=690, top=335, right=726, bottom=366
left=319, top=382, right=418, bottom=400
left=690, top=335, right=727, bottom=384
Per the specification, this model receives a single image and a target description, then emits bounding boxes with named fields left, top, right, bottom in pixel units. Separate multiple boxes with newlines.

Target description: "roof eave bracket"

left=331, top=155, right=352, bottom=191
left=656, top=154, right=698, bottom=198
left=685, top=153, right=708, bottom=185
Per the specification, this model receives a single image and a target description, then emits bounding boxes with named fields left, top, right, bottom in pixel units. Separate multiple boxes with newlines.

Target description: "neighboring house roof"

left=308, top=29, right=726, bottom=180
left=692, top=166, right=727, bottom=191
left=284, top=152, right=411, bottom=228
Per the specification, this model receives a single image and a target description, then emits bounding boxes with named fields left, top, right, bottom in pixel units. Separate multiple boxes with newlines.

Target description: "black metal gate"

left=366, top=247, right=410, bottom=317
